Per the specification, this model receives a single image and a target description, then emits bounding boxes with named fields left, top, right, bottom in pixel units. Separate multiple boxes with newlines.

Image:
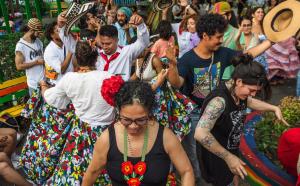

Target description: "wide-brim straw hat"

left=153, top=0, right=175, bottom=11
left=263, top=0, right=300, bottom=42
left=64, top=2, right=95, bottom=36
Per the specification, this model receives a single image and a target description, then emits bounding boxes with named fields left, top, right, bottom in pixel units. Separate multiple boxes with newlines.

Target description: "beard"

left=30, top=34, right=37, bottom=41
left=118, top=19, right=127, bottom=27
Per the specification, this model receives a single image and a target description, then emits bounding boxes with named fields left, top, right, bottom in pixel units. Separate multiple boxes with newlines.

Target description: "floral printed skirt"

left=20, top=89, right=110, bottom=185
left=20, top=88, right=179, bottom=186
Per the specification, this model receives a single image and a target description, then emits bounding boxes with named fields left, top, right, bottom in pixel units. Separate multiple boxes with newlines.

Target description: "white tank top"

left=135, top=53, right=157, bottom=81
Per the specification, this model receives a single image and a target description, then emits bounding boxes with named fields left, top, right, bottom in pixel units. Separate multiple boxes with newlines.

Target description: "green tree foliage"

left=0, top=33, right=24, bottom=83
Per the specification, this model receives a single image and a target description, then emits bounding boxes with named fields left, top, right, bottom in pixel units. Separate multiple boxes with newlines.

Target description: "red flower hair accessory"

left=101, top=75, right=124, bottom=106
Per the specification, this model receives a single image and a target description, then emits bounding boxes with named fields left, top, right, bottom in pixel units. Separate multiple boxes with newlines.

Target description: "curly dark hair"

left=44, top=21, right=57, bottom=41
left=114, top=81, right=155, bottom=114
left=156, top=20, right=173, bottom=40
left=196, top=14, right=228, bottom=39
left=99, top=25, right=118, bottom=38
left=231, top=54, right=271, bottom=100
left=75, top=41, right=98, bottom=67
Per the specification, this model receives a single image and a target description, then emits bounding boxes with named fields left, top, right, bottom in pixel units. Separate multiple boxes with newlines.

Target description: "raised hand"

left=57, top=11, right=68, bottom=28
left=165, top=46, right=177, bottom=66
left=128, top=14, right=144, bottom=26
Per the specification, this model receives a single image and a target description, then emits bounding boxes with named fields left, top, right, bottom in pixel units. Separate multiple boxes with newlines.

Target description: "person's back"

left=151, top=20, right=175, bottom=58
left=44, top=71, right=114, bottom=126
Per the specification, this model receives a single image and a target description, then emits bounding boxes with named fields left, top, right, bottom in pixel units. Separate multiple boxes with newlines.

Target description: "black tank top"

left=106, top=125, right=171, bottom=186
left=198, top=81, right=247, bottom=186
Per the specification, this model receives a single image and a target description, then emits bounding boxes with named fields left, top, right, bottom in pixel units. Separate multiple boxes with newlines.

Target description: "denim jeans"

left=181, top=108, right=201, bottom=185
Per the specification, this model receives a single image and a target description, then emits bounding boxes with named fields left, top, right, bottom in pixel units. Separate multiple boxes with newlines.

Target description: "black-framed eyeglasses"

left=119, top=115, right=149, bottom=126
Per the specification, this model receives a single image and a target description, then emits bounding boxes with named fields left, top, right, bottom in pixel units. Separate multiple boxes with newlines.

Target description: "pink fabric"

left=265, top=37, right=300, bottom=79
left=151, top=36, right=175, bottom=58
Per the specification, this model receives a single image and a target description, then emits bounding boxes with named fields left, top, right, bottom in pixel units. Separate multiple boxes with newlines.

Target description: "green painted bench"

left=0, top=76, right=28, bottom=118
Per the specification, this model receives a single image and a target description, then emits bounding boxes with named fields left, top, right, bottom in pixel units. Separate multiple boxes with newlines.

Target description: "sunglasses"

left=119, top=115, right=149, bottom=126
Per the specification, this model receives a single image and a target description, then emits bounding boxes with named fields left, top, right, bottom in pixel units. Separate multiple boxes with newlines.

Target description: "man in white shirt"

left=57, top=12, right=149, bottom=81
left=44, top=21, right=73, bottom=85
left=15, top=18, right=45, bottom=95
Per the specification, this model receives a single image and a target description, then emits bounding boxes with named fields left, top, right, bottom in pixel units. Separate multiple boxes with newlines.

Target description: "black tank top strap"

left=108, top=126, right=115, bottom=146
left=108, top=125, right=122, bottom=158
left=148, top=125, right=167, bottom=156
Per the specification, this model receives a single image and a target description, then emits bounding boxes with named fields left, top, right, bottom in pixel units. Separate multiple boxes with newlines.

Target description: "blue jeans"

left=181, top=108, right=201, bottom=185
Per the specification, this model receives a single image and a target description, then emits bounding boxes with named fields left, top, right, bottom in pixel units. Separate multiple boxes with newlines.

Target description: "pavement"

left=269, top=78, right=297, bottom=105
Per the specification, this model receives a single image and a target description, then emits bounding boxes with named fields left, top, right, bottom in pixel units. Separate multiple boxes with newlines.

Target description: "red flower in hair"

left=101, top=75, right=124, bottom=106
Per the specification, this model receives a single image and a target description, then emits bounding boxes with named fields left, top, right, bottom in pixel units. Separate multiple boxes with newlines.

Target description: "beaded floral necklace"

left=121, top=127, right=149, bottom=186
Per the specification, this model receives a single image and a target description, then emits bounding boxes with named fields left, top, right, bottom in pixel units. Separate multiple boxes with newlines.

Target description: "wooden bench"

left=0, top=76, right=28, bottom=118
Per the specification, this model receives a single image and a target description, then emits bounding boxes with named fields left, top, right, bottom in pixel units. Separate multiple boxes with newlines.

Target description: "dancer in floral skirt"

left=21, top=41, right=121, bottom=185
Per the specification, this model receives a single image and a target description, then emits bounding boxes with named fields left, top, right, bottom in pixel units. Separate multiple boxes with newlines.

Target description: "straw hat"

left=64, top=2, right=95, bottom=36
left=153, top=0, right=175, bottom=11
left=263, top=0, right=300, bottom=42
left=27, top=18, right=43, bottom=34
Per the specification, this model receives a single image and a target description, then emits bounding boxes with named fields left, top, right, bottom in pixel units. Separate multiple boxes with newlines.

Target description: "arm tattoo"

left=197, top=97, right=226, bottom=129
left=199, top=133, right=215, bottom=148
left=215, top=150, right=229, bottom=160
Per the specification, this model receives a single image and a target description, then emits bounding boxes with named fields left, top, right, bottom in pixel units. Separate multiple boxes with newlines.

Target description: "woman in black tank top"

left=82, top=81, right=194, bottom=186
left=194, top=55, right=288, bottom=186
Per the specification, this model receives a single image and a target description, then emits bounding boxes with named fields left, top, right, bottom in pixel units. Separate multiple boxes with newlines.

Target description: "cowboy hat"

left=64, top=2, right=95, bottom=36
left=263, top=0, right=300, bottom=42
left=153, top=0, right=175, bottom=11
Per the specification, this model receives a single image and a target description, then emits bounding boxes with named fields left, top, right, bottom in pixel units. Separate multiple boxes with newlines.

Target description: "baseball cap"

left=212, top=1, right=231, bottom=15
left=27, top=18, right=43, bottom=34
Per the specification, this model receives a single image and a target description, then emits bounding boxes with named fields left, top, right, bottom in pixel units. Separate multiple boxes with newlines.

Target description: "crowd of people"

left=0, top=0, right=299, bottom=185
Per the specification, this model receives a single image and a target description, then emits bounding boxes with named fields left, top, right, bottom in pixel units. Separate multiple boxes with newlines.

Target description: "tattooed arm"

left=194, top=97, right=248, bottom=179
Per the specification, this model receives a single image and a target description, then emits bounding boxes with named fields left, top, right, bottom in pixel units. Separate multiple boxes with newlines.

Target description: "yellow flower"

left=57, top=169, right=64, bottom=177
